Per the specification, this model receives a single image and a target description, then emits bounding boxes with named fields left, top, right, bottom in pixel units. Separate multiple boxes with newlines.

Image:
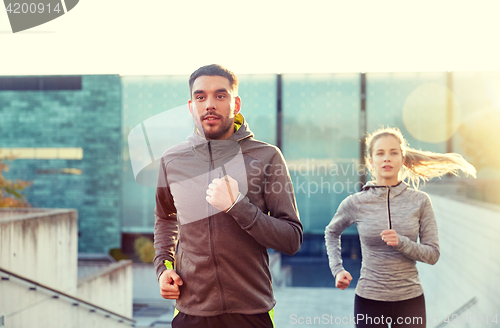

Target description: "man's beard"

left=201, top=117, right=234, bottom=140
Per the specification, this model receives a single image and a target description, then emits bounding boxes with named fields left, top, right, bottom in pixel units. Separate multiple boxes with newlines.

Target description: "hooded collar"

left=186, top=113, right=254, bottom=162
left=361, top=180, right=408, bottom=198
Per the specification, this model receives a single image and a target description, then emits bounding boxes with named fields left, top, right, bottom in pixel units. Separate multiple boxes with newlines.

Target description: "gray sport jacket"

left=325, top=181, right=440, bottom=301
left=154, top=114, right=303, bottom=316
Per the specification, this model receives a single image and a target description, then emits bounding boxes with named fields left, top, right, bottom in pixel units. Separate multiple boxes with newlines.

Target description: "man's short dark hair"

left=189, top=64, right=239, bottom=96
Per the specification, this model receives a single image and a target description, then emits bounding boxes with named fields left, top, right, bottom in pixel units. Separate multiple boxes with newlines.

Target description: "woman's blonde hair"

left=365, top=127, right=477, bottom=189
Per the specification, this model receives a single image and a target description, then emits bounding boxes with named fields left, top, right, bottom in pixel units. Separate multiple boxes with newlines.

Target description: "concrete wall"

left=132, top=263, right=163, bottom=302
left=0, top=209, right=78, bottom=293
left=0, top=208, right=134, bottom=327
left=418, top=194, right=500, bottom=327
left=77, top=260, right=133, bottom=317
left=0, top=273, right=133, bottom=328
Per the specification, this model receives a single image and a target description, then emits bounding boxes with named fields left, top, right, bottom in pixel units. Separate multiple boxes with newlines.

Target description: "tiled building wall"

left=0, top=75, right=122, bottom=253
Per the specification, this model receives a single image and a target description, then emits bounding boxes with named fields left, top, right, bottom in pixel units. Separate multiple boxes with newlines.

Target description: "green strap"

left=269, top=308, right=275, bottom=328
left=164, top=260, right=173, bottom=270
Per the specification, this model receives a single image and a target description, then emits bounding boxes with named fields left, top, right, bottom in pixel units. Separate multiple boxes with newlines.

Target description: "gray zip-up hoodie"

left=325, top=181, right=439, bottom=301
left=154, top=114, right=303, bottom=316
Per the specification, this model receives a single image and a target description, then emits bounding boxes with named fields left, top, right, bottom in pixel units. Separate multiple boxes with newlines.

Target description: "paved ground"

left=133, top=287, right=356, bottom=327
left=133, top=299, right=175, bottom=327
left=274, top=287, right=356, bottom=328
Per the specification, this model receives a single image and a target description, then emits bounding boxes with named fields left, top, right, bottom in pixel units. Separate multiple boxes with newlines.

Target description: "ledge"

left=0, top=208, right=77, bottom=222
left=78, top=260, right=133, bottom=286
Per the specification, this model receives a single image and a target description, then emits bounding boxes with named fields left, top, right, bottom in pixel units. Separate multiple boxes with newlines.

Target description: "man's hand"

left=335, top=270, right=352, bottom=290
left=159, top=269, right=183, bottom=299
left=380, top=229, right=399, bottom=247
left=206, top=175, right=239, bottom=211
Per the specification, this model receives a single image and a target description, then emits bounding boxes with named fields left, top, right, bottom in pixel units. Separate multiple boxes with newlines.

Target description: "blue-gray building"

left=1, top=72, right=497, bottom=280
left=0, top=75, right=122, bottom=253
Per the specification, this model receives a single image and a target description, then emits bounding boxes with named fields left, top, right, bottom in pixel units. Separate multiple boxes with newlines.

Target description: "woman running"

left=325, top=127, right=476, bottom=327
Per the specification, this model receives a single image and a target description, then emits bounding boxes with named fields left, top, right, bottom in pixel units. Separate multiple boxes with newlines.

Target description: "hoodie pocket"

left=177, top=248, right=211, bottom=279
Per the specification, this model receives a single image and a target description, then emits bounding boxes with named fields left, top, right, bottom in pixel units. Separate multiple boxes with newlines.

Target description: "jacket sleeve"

left=226, top=149, right=303, bottom=255
left=153, top=157, right=179, bottom=279
left=324, top=196, right=356, bottom=278
left=396, top=193, right=440, bottom=265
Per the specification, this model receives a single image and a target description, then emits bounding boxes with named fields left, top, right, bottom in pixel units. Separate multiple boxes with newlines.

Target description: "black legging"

left=171, top=311, right=274, bottom=328
left=354, top=294, right=426, bottom=328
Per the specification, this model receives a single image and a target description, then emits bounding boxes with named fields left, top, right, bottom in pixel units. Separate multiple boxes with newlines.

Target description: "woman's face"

left=369, top=135, right=403, bottom=185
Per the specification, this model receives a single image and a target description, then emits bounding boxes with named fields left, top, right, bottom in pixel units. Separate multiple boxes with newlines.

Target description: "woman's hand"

left=381, top=229, right=399, bottom=247
left=335, top=270, right=352, bottom=290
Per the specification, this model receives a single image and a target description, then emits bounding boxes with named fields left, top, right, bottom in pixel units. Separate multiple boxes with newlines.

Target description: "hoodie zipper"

left=386, top=186, right=392, bottom=230
left=207, top=141, right=227, bottom=312
left=363, top=182, right=403, bottom=230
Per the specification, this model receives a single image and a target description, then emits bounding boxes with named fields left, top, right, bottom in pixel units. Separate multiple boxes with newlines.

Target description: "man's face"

left=188, top=75, right=241, bottom=140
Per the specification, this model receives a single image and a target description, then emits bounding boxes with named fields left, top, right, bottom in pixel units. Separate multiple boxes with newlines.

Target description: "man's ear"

left=188, top=99, right=193, bottom=115
left=234, top=96, right=241, bottom=115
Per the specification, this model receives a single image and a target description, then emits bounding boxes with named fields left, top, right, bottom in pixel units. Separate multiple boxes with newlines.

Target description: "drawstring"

left=221, top=165, right=235, bottom=204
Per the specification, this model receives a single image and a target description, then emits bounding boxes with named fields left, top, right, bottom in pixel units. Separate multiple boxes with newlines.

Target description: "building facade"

left=1, top=72, right=498, bottom=259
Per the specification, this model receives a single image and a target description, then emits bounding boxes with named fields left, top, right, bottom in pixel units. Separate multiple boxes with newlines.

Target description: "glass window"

left=282, top=74, right=360, bottom=234
left=121, top=75, right=191, bottom=231
left=238, top=74, right=277, bottom=145
left=121, top=75, right=278, bottom=232
left=366, top=72, right=448, bottom=154
left=453, top=72, right=500, bottom=205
